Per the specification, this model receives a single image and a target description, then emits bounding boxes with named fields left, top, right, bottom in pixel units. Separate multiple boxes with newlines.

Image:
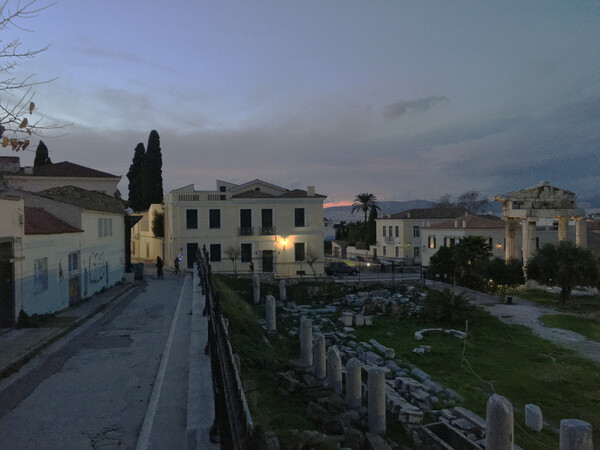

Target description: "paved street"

left=0, top=271, right=205, bottom=449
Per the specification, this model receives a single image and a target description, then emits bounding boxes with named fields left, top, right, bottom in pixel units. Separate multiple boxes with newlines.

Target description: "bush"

left=421, top=288, right=475, bottom=325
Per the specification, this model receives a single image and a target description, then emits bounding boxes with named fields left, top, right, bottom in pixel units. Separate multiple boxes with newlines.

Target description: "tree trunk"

left=560, top=285, right=571, bottom=305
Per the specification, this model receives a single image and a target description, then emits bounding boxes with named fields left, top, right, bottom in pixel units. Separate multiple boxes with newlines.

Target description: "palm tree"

left=351, top=193, right=381, bottom=223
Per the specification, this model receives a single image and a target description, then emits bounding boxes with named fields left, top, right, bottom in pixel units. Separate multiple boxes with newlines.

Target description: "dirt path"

left=429, top=283, right=600, bottom=366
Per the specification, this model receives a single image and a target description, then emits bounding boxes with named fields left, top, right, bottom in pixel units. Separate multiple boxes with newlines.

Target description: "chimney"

left=307, top=186, right=315, bottom=197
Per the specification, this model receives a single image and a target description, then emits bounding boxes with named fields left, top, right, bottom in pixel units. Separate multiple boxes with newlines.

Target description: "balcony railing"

left=260, top=226, right=275, bottom=236
left=239, top=226, right=254, bottom=236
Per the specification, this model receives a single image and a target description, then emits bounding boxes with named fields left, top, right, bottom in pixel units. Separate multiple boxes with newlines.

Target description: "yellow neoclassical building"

left=163, top=179, right=326, bottom=276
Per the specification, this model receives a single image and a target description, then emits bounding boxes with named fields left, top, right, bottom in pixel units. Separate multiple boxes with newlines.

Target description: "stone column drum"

left=345, top=358, right=362, bottom=409
left=300, top=317, right=313, bottom=367
left=313, top=333, right=326, bottom=380
left=279, top=279, right=286, bottom=302
left=559, top=419, right=593, bottom=450
left=265, top=295, right=276, bottom=333
left=486, top=394, right=513, bottom=450
left=368, top=367, right=386, bottom=435
left=327, top=346, right=342, bottom=394
left=252, top=274, right=260, bottom=304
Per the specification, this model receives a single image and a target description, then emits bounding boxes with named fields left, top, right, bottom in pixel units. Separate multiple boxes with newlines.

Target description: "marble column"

left=265, top=295, right=276, bottom=333
left=558, top=216, right=568, bottom=241
left=505, top=218, right=517, bottom=260
left=559, top=419, right=593, bottom=450
left=575, top=217, right=587, bottom=248
left=486, top=394, right=513, bottom=450
left=345, top=358, right=362, bottom=409
left=279, top=279, right=287, bottom=302
left=300, top=317, right=313, bottom=367
left=368, top=367, right=386, bottom=435
left=327, top=346, right=342, bottom=394
left=252, top=273, right=260, bottom=304
left=522, top=218, right=537, bottom=267
left=313, top=333, right=326, bottom=379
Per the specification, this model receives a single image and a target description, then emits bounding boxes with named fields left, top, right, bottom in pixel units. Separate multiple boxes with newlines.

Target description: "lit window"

left=428, top=236, right=436, bottom=249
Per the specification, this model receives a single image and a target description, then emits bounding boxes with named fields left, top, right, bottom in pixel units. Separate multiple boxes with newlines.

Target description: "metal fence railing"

left=197, top=246, right=253, bottom=449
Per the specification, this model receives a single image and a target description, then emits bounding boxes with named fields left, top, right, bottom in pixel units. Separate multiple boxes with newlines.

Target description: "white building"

left=164, top=179, right=326, bottom=276
left=420, top=214, right=511, bottom=267
left=0, top=186, right=126, bottom=325
left=0, top=157, right=121, bottom=196
left=131, top=204, right=164, bottom=262
left=376, top=207, right=468, bottom=263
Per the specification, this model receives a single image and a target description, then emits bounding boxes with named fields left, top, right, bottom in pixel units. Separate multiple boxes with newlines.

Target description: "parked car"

left=326, top=262, right=359, bottom=276
left=351, top=255, right=366, bottom=262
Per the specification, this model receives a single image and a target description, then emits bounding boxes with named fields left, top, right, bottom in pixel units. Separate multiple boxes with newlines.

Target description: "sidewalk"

left=0, top=280, right=140, bottom=379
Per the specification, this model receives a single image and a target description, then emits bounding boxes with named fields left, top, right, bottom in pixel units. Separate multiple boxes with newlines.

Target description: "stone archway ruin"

left=494, top=181, right=586, bottom=266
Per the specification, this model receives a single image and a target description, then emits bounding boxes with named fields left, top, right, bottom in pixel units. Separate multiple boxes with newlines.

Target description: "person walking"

left=174, top=257, right=180, bottom=275
left=156, top=256, right=164, bottom=279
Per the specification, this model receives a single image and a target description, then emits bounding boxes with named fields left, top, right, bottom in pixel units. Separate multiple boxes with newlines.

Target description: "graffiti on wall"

left=88, top=252, right=106, bottom=284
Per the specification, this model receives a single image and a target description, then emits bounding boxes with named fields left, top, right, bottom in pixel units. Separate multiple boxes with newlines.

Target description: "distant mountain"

left=579, top=196, right=600, bottom=209
left=324, top=200, right=434, bottom=223
left=324, top=199, right=503, bottom=223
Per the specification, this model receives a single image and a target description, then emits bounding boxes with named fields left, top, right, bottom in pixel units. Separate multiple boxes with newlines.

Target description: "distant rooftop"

left=25, top=207, right=83, bottom=235
left=423, top=214, right=504, bottom=230
left=380, top=207, right=469, bottom=220
left=14, top=161, right=120, bottom=179
left=38, top=185, right=126, bottom=214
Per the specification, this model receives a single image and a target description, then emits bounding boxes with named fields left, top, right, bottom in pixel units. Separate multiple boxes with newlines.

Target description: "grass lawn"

left=540, top=314, right=600, bottom=341
left=507, top=287, right=600, bottom=315
left=214, top=276, right=600, bottom=449
left=355, top=312, right=600, bottom=449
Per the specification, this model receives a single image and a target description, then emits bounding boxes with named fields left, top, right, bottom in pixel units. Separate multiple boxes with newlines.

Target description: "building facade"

left=131, top=204, right=164, bottom=262
left=164, top=180, right=326, bottom=276
left=375, top=207, right=468, bottom=263
left=0, top=186, right=126, bottom=325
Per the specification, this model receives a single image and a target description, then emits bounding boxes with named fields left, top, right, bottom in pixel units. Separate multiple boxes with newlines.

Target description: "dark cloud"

left=382, top=96, right=449, bottom=119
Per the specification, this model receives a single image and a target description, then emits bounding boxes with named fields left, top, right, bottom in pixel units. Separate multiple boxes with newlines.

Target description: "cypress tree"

left=141, top=130, right=163, bottom=209
left=126, top=142, right=146, bottom=211
left=33, top=140, right=52, bottom=167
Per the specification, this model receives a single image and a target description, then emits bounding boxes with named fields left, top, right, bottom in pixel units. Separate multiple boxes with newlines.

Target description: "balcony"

left=239, top=226, right=254, bottom=236
left=260, top=226, right=276, bottom=236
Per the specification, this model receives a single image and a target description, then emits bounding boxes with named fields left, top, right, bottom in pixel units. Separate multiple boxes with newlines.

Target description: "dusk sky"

left=8, top=0, right=600, bottom=206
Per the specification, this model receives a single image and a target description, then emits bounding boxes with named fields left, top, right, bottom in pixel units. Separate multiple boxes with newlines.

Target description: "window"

left=383, top=246, right=387, bottom=256
left=186, top=209, right=198, bottom=229
left=382, top=226, right=386, bottom=237
left=34, top=258, right=48, bottom=293
left=98, top=218, right=113, bottom=237
left=395, top=226, right=399, bottom=238
left=219, top=186, right=226, bottom=192
left=241, top=243, right=252, bottom=263
left=209, top=209, right=221, bottom=229
left=489, top=237, right=493, bottom=248
left=294, top=242, right=305, bottom=262
left=413, top=225, right=420, bottom=238
left=414, top=247, right=420, bottom=258
left=388, top=226, right=392, bottom=238
left=261, top=209, right=274, bottom=235
left=294, top=208, right=305, bottom=227
left=395, top=247, right=399, bottom=257
left=428, top=236, right=436, bottom=249
left=444, top=237, right=456, bottom=247
left=68, top=252, right=79, bottom=272
left=240, top=209, right=252, bottom=235
left=210, top=244, right=221, bottom=262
